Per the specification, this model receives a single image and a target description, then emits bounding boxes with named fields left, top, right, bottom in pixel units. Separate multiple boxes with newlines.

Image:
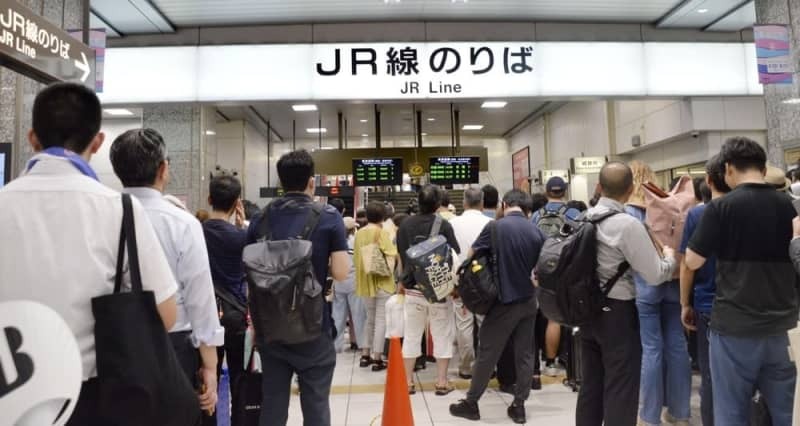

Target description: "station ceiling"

left=90, top=0, right=756, bottom=37
left=216, top=100, right=555, bottom=140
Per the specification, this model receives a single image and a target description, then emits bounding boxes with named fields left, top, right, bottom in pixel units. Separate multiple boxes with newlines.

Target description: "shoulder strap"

left=114, top=194, right=142, bottom=294
left=536, top=207, right=547, bottom=219
left=589, top=210, right=620, bottom=224
left=602, top=262, right=630, bottom=296
left=429, top=214, right=443, bottom=239
left=256, top=201, right=275, bottom=241
left=300, top=203, right=324, bottom=240
left=557, top=204, right=569, bottom=216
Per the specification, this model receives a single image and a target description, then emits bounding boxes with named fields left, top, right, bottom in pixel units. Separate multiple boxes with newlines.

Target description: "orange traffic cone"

left=381, top=337, right=414, bottom=426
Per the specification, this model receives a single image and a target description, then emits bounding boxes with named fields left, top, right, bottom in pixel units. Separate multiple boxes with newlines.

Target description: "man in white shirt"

left=110, top=128, right=224, bottom=416
left=0, top=82, right=178, bottom=423
left=449, top=188, right=492, bottom=379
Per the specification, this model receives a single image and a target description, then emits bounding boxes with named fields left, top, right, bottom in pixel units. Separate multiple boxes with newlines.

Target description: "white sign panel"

left=100, top=42, right=763, bottom=104
left=571, top=156, right=607, bottom=174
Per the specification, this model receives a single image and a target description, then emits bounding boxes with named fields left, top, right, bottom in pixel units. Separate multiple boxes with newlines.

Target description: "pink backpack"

left=643, top=175, right=696, bottom=279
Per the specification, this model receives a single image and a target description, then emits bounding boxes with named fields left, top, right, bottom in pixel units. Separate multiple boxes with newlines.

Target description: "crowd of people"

left=2, top=82, right=800, bottom=426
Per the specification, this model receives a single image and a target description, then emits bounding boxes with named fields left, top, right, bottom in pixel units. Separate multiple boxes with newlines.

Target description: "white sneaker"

left=662, top=411, right=690, bottom=426
left=543, top=363, right=560, bottom=377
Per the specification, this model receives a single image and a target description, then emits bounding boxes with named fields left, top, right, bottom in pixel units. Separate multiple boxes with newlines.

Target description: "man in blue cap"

left=531, top=176, right=580, bottom=380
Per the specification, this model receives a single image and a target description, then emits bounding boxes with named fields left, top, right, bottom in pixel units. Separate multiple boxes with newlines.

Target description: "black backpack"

left=536, top=204, right=568, bottom=239
left=535, top=211, right=629, bottom=327
left=243, top=202, right=324, bottom=345
left=456, top=222, right=499, bottom=315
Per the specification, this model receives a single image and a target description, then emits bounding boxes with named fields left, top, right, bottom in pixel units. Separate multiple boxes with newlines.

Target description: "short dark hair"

left=209, top=175, right=242, bottom=212
left=599, top=162, right=634, bottom=199
left=242, top=200, right=260, bottom=220
left=329, top=198, right=345, bottom=215
left=503, top=189, right=533, bottom=214
left=705, top=154, right=731, bottom=193
left=32, top=82, right=102, bottom=153
left=566, top=200, right=588, bottom=212
left=383, top=202, right=395, bottom=220
left=463, top=188, right=483, bottom=209
left=110, top=128, right=167, bottom=188
left=366, top=202, right=386, bottom=224
left=440, top=190, right=451, bottom=208
left=698, top=181, right=712, bottom=204
left=481, top=185, right=499, bottom=209
left=531, top=193, right=548, bottom=213
left=692, top=177, right=705, bottom=202
left=277, top=150, right=315, bottom=192
left=418, top=185, right=442, bottom=215
left=719, top=137, right=766, bottom=174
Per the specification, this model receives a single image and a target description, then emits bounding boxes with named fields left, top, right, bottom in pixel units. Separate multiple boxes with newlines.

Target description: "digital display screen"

left=429, top=156, right=480, bottom=184
left=352, top=158, right=403, bottom=186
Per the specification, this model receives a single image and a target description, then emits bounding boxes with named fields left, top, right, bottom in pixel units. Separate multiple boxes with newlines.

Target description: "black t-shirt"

left=396, top=213, right=461, bottom=289
left=689, top=183, right=799, bottom=337
left=203, top=219, right=248, bottom=304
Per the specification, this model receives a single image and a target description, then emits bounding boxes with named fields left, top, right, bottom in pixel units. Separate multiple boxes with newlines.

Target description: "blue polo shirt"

left=247, top=193, right=348, bottom=334
left=680, top=204, right=715, bottom=313
left=473, top=211, right=546, bottom=304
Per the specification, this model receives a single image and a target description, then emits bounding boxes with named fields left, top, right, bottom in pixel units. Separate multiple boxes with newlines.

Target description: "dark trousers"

left=258, top=333, right=337, bottom=426
left=169, top=331, right=199, bottom=385
left=496, top=339, right=517, bottom=386
left=203, top=306, right=247, bottom=426
left=67, top=378, right=101, bottom=425
left=576, top=299, right=641, bottom=426
left=697, top=312, right=713, bottom=426
left=533, top=309, right=547, bottom=375
left=467, top=296, right=537, bottom=403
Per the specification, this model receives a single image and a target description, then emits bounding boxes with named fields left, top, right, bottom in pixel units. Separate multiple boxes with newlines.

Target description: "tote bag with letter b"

left=91, top=194, right=199, bottom=426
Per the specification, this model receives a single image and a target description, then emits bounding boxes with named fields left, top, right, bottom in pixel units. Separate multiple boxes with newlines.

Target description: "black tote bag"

left=91, top=194, right=199, bottom=426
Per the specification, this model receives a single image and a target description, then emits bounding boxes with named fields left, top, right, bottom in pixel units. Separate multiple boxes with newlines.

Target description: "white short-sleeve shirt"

left=0, top=155, right=178, bottom=380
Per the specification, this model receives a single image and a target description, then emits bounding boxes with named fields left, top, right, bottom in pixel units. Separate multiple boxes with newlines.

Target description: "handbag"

left=456, top=222, right=499, bottom=315
left=233, top=327, right=262, bottom=426
left=361, top=228, right=392, bottom=277
left=91, top=194, right=200, bottom=426
left=642, top=176, right=696, bottom=279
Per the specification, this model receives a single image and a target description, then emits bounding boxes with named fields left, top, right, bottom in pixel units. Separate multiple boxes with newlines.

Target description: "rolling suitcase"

left=563, top=326, right=582, bottom=392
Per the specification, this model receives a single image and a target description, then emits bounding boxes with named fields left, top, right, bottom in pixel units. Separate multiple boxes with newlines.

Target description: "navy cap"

left=546, top=176, right=567, bottom=193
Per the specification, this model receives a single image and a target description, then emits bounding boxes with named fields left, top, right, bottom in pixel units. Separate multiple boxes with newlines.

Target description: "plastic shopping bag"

left=385, top=294, right=405, bottom=339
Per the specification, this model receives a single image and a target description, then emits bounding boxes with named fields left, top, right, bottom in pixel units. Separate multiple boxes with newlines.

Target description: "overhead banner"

left=753, top=25, right=793, bottom=85
left=100, top=42, right=762, bottom=104
left=0, top=0, right=95, bottom=85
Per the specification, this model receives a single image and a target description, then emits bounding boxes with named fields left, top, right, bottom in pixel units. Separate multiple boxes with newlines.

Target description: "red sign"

left=512, top=147, right=531, bottom=193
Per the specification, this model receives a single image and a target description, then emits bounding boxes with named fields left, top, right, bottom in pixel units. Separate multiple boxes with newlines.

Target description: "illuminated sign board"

left=429, top=156, right=480, bottom=185
left=352, top=158, right=403, bottom=186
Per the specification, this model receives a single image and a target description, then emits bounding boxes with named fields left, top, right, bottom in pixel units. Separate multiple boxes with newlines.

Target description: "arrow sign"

left=0, top=0, right=95, bottom=87
left=75, top=52, right=91, bottom=83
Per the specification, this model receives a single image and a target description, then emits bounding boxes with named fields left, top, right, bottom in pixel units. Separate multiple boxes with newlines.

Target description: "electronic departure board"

left=352, top=158, right=404, bottom=186
left=429, top=156, right=480, bottom=184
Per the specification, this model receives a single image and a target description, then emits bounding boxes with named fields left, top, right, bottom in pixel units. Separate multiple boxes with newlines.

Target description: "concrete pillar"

left=0, top=0, right=88, bottom=177
left=142, top=104, right=210, bottom=213
left=755, top=0, right=800, bottom=167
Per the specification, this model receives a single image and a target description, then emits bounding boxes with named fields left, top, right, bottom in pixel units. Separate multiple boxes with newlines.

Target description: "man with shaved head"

left=576, top=161, right=677, bottom=426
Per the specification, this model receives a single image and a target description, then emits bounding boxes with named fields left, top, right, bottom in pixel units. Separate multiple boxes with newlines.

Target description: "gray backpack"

left=536, top=204, right=569, bottom=239
left=243, top=202, right=324, bottom=345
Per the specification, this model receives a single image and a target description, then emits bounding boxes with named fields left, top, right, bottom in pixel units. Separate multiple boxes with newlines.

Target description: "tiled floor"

left=280, top=349, right=705, bottom=425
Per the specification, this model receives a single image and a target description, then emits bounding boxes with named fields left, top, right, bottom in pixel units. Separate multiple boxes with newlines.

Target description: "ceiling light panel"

left=462, top=124, right=484, bottom=130
left=293, top=104, right=317, bottom=112
left=481, top=101, right=507, bottom=109
left=104, top=108, right=134, bottom=116
left=306, top=128, right=327, bottom=133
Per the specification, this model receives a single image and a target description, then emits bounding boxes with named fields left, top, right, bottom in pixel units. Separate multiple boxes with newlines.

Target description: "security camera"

left=691, top=131, right=700, bottom=138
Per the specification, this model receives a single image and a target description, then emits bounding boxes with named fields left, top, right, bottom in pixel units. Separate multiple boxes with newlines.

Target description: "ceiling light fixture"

left=205, top=130, right=216, bottom=136
left=306, top=128, right=327, bottom=134
left=421, top=132, right=428, bottom=136
left=697, top=8, right=709, bottom=13
left=361, top=133, right=369, bottom=137
left=783, top=98, right=800, bottom=105
left=292, top=104, right=317, bottom=112
left=481, top=101, right=507, bottom=109
left=104, top=108, right=134, bottom=116
left=360, top=119, right=368, bottom=123
left=427, top=117, right=436, bottom=122
left=462, top=124, right=484, bottom=131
